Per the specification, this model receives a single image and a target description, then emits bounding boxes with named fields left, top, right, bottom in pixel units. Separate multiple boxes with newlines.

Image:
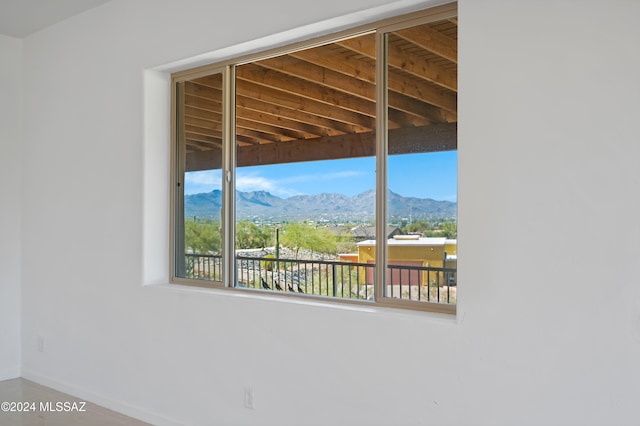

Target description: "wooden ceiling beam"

left=234, top=123, right=288, bottom=143
left=192, top=74, right=373, bottom=130
left=237, top=118, right=301, bottom=141
left=236, top=64, right=376, bottom=118
left=236, top=105, right=326, bottom=138
left=387, top=39, right=457, bottom=92
left=185, top=78, right=352, bottom=136
left=235, top=95, right=349, bottom=136
left=185, top=115, right=298, bottom=144
left=185, top=133, right=221, bottom=146
left=184, top=81, right=222, bottom=103
left=184, top=123, right=260, bottom=146
left=257, top=54, right=443, bottom=124
left=336, top=36, right=457, bottom=92
left=185, top=122, right=456, bottom=171
left=184, top=83, right=222, bottom=112
left=184, top=120, right=273, bottom=145
left=185, top=105, right=221, bottom=122
left=393, top=25, right=457, bottom=64
left=290, top=43, right=456, bottom=113
left=235, top=135, right=262, bottom=145
left=387, top=71, right=456, bottom=114
left=257, top=54, right=373, bottom=102
left=387, top=92, right=443, bottom=123
left=185, top=116, right=223, bottom=133
left=186, top=81, right=328, bottom=138
left=193, top=74, right=352, bottom=135
left=184, top=122, right=222, bottom=136
left=289, top=45, right=376, bottom=84
left=185, top=139, right=220, bottom=152
left=237, top=79, right=374, bottom=129
left=184, top=93, right=219, bottom=112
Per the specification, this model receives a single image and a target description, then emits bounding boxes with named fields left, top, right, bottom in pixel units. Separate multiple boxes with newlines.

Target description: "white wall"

left=18, top=0, right=640, bottom=425
left=0, top=34, right=22, bottom=381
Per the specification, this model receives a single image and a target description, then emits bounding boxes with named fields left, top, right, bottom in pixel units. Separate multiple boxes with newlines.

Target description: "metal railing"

left=236, top=256, right=374, bottom=300
left=184, top=253, right=456, bottom=304
left=185, top=253, right=223, bottom=281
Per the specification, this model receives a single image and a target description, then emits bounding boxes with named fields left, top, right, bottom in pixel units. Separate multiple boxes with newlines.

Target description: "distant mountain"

left=184, top=189, right=456, bottom=222
left=183, top=190, right=223, bottom=220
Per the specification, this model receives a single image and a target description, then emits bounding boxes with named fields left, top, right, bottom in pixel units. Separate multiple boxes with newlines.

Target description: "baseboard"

left=21, top=369, right=184, bottom=426
left=0, top=365, right=21, bottom=382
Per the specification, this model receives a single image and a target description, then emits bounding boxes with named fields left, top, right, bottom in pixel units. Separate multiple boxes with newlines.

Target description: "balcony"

left=185, top=254, right=456, bottom=304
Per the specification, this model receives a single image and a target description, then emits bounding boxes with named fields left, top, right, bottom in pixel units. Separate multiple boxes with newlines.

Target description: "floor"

left=0, top=378, right=151, bottom=426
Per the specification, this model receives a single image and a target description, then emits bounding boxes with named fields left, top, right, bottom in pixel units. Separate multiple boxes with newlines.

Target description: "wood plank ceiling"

left=180, top=18, right=457, bottom=171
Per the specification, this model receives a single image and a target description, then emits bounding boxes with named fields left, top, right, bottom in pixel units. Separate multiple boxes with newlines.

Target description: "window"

left=173, top=70, right=225, bottom=284
left=171, top=4, right=457, bottom=313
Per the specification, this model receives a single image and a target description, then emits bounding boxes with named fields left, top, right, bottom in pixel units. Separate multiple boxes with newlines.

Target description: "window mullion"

left=375, top=30, right=388, bottom=302
left=222, top=65, right=236, bottom=287
left=174, top=81, right=186, bottom=278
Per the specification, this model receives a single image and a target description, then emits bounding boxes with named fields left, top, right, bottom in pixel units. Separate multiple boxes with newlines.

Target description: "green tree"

left=402, top=220, right=431, bottom=236
left=336, top=229, right=357, bottom=254
left=185, top=220, right=221, bottom=253
left=236, top=221, right=271, bottom=249
left=280, top=222, right=337, bottom=258
left=441, top=221, right=457, bottom=239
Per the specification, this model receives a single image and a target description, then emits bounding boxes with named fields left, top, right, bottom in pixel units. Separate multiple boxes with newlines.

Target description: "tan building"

left=357, top=235, right=457, bottom=286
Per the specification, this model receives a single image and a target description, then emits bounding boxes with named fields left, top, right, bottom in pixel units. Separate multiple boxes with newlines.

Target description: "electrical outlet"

left=37, top=336, right=44, bottom=353
left=244, top=387, right=255, bottom=409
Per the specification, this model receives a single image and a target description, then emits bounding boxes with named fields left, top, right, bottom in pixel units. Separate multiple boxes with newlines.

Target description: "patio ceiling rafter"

left=179, top=17, right=457, bottom=171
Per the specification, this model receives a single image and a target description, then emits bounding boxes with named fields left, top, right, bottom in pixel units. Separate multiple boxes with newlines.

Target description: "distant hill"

left=184, top=189, right=456, bottom=222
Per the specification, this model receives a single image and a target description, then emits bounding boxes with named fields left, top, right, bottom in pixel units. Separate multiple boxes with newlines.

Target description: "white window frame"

left=170, top=3, right=458, bottom=315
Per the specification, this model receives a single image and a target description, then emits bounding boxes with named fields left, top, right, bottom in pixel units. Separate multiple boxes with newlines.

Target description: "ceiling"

left=0, top=0, right=111, bottom=38
left=177, top=17, right=458, bottom=172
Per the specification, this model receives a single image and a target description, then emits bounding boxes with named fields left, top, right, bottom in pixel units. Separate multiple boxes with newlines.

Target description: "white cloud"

left=235, top=173, right=301, bottom=197
left=235, top=175, right=275, bottom=192
left=185, top=170, right=221, bottom=186
left=187, top=167, right=369, bottom=197
left=239, top=170, right=366, bottom=197
left=184, top=170, right=222, bottom=194
left=278, top=170, right=365, bottom=184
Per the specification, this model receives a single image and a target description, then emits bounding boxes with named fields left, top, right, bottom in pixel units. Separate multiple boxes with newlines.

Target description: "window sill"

left=144, top=282, right=457, bottom=323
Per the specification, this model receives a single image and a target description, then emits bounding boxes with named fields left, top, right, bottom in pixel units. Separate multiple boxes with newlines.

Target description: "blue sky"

left=185, top=151, right=457, bottom=201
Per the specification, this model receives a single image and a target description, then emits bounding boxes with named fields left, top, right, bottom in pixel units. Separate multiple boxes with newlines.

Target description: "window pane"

left=233, top=34, right=377, bottom=300
left=174, top=72, right=224, bottom=282
left=384, top=19, right=458, bottom=304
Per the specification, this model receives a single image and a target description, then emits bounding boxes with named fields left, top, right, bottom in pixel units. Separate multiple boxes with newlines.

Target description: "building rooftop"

left=357, top=236, right=457, bottom=247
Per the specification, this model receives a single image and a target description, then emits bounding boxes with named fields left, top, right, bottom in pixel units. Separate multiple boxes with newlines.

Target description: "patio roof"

left=180, top=17, right=457, bottom=171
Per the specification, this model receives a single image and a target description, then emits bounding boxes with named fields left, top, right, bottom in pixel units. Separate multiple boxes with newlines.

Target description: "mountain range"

left=185, top=189, right=456, bottom=222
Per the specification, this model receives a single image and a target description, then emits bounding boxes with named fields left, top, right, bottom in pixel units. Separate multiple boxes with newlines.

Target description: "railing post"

left=332, top=264, right=337, bottom=297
